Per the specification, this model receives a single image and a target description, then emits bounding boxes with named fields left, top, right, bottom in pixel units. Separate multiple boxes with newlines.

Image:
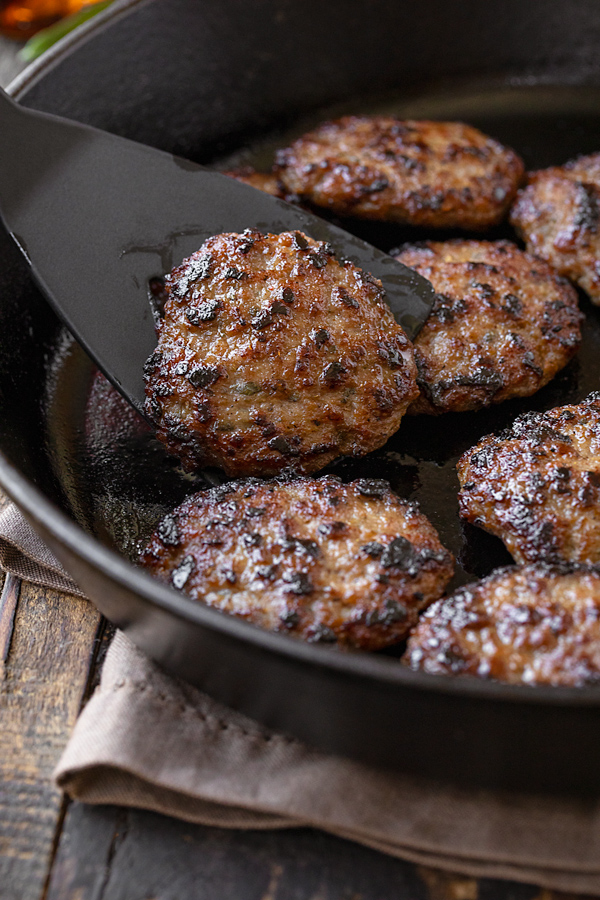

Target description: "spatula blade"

left=0, top=90, right=435, bottom=416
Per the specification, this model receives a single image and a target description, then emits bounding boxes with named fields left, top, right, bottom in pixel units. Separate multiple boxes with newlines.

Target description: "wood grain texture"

left=49, top=806, right=431, bottom=900
left=0, top=574, right=19, bottom=665
left=0, top=580, right=100, bottom=900
left=48, top=801, right=576, bottom=900
left=46, top=803, right=126, bottom=900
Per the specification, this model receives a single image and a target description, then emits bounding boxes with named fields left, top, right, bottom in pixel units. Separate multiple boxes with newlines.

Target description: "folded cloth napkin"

left=3, top=502, right=600, bottom=895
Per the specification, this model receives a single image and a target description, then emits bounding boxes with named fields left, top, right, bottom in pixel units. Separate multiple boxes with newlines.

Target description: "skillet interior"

left=44, top=79, right=600, bottom=598
left=3, top=0, right=600, bottom=793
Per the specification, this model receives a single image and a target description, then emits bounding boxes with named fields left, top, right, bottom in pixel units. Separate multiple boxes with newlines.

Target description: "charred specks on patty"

left=457, top=394, right=600, bottom=566
left=144, top=230, right=418, bottom=477
left=275, top=116, right=524, bottom=229
left=511, top=153, right=600, bottom=305
left=396, top=240, right=581, bottom=415
left=139, top=476, right=453, bottom=650
left=405, top=564, right=600, bottom=686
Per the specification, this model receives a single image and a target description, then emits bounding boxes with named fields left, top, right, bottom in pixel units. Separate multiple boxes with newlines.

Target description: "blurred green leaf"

left=19, top=1, right=113, bottom=62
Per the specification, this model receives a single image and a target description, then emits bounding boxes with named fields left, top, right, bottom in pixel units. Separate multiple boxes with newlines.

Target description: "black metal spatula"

left=0, top=87, right=435, bottom=417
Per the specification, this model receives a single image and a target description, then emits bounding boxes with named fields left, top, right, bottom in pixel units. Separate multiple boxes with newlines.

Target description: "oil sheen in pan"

left=43, top=79, right=600, bottom=601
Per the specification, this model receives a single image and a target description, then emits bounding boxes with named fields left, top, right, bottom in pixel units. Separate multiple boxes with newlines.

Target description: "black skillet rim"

left=3, top=0, right=600, bottom=712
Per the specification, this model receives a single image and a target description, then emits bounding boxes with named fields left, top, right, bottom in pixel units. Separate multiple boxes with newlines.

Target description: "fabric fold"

left=0, top=503, right=83, bottom=595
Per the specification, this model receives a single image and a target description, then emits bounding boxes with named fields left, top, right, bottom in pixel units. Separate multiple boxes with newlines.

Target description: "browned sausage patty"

left=144, top=230, right=418, bottom=477
left=457, top=394, right=600, bottom=565
left=394, top=240, right=582, bottom=415
left=404, top=564, right=600, bottom=686
left=139, top=475, right=454, bottom=649
left=510, top=153, right=600, bottom=304
left=275, top=117, right=524, bottom=229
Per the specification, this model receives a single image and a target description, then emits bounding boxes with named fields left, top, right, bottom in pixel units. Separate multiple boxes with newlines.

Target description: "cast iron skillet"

left=3, top=0, right=600, bottom=794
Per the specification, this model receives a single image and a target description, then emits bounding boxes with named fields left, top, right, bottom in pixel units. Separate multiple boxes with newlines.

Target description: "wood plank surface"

left=50, top=802, right=600, bottom=900
left=0, top=574, right=19, bottom=666
left=50, top=802, right=583, bottom=900
left=0, top=578, right=100, bottom=900
left=45, top=805, right=456, bottom=900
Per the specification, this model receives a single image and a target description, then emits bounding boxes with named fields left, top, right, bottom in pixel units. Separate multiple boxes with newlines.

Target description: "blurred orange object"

left=0, top=0, right=96, bottom=39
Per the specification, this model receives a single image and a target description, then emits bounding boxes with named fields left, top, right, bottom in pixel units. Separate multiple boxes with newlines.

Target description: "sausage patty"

left=275, top=117, right=524, bottom=229
left=457, top=394, right=600, bottom=565
left=394, top=240, right=582, bottom=415
left=510, top=152, right=600, bottom=304
left=144, top=230, right=418, bottom=477
left=404, top=563, right=600, bottom=686
left=139, top=475, right=454, bottom=649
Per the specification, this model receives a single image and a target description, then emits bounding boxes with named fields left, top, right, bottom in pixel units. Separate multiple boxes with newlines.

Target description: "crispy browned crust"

left=144, top=230, right=418, bottom=477
left=404, top=563, right=600, bottom=685
left=222, top=167, right=300, bottom=204
left=457, top=394, right=600, bottom=565
left=275, top=117, right=524, bottom=229
left=139, top=475, right=454, bottom=649
left=510, top=153, right=600, bottom=304
left=395, top=240, right=582, bottom=415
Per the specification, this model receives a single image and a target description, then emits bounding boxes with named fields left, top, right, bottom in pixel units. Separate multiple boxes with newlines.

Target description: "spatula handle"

left=0, top=86, right=21, bottom=115
left=0, top=89, right=27, bottom=237
left=0, top=86, right=87, bottom=232
left=0, top=88, right=39, bottom=221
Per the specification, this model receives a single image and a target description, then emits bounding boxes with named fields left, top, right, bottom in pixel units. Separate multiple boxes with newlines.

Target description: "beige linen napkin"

left=2, top=502, right=600, bottom=895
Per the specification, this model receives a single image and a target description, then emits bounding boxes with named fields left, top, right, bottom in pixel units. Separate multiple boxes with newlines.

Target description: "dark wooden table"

left=0, top=40, right=593, bottom=900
